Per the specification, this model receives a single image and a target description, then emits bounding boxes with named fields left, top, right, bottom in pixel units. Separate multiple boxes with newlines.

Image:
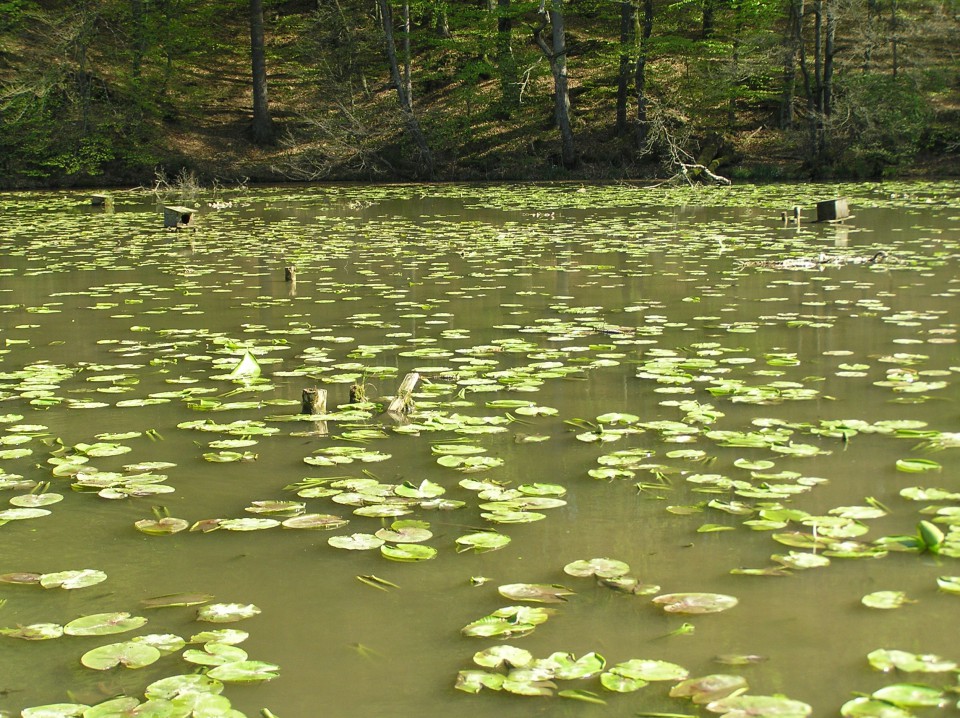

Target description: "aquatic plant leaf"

left=0, top=622, right=64, bottom=640
left=182, top=642, right=249, bottom=666
left=936, top=576, right=960, bottom=594
left=20, top=703, right=90, bottom=717
left=473, top=645, right=533, bottom=669
left=380, top=543, right=437, bottom=561
left=0, top=507, right=50, bottom=520
left=772, top=552, right=830, bottom=569
left=188, top=629, right=249, bottom=645
left=557, top=689, right=607, bottom=704
left=64, top=612, right=148, bottom=636
left=706, top=694, right=812, bottom=716
left=608, top=658, right=689, bottom=681
left=227, top=351, right=261, bottom=380
left=82, top=697, right=141, bottom=717
left=455, top=531, right=511, bottom=553
left=668, top=674, right=748, bottom=707
left=498, top=583, right=575, bottom=603
left=9, top=493, right=63, bottom=507
left=282, top=513, right=349, bottom=530
left=144, top=673, right=225, bottom=700
left=896, top=459, right=942, bottom=473
left=329, top=533, right=385, bottom=550
left=132, top=633, right=186, bottom=654
left=141, top=592, right=215, bottom=609
left=862, top=591, right=913, bottom=609
left=840, top=696, right=916, bottom=717
left=0, top=572, right=41, bottom=584
left=599, top=672, right=647, bottom=693
left=80, top=641, right=161, bottom=669
left=867, top=649, right=957, bottom=673
left=196, top=603, right=261, bottom=623
left=653, top=593, right=738, bottom=614
left=455, top=670, right=505, bottom=693
left=563, top=557, right=630, bottom=578
left=502, top=678, right=555, bottom=696
left=135, top=517, right=189, bottom=535
left=871, top=684, right=945, bottom=708
left=207, top=660, right=280, bottom=683
left=218, top=518, right=280, bottom=531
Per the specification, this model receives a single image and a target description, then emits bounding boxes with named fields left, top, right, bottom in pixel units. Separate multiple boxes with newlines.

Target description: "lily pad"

left=653, top=592, right=739, bottom=614
left=80, top=641, right=162, bottom=669
left=64, top=612, right=148, bottom=636
left=497, top=583, right=575, bottom=603
left=563, top=557, right=631, bottom=579
left=196, top=603, right=261, bottom=623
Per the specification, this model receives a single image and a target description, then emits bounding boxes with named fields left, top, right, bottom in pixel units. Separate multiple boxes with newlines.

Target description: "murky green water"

left=1, top=182, right=958, bottom=718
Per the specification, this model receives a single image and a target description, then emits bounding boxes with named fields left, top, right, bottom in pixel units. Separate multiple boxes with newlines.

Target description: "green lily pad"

left=867, top=648, right=957, bottom=673
left=497, top=583, right=575, bottom=603
left=380, top=543, right=437, bottom=561
left=141, top=592, right=215, bottom=609
left=670, top=673, right=749, bottom=704
left=206, top=660, right=280, bottom=683
left=840, top=696, right=916, bottom=717
left=0, top=622, right=64, bottom=640
left=563, top=557, right=631, bottom=579
left=20, top=704, right=90, bottom=717
left=862, top=591, right=914, bottom=609
left=473, top=645, right=533, bottom=669
left=329, top=533, right=384, bottom=550
left=871, top=683, right=945, bottom=708
left=653, top=592, right=739, bottom=614
left=706, top=694, right=812, bottom=716
left=455, top=670, right=505, bottom=693
left=80, top=641, right=161, bottom=669
left=455, top=531, right=511, bottom=553
left=64, top=612, right=148, bottom=636
left=196, top=603, right=261, bottom=623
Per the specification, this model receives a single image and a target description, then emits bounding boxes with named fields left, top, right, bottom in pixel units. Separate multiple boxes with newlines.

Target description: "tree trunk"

left=616, top=1, right=637, bottom=136
left=634, top=0, right=654, bottom=148
left=496, top=0, right=520, bottom=112
left=250, top=0, right=275, bottom=145
left=823, top=0, right=835, bottom=116
left=533, top=0, right=576, bottom=168
left=377, top=0, right=435, bottom=177
left=779, top=0, right=802, bottom=128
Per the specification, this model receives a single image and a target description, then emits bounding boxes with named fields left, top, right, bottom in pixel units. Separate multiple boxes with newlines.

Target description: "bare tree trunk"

left=824, top=0, right=835, bottom=116
left=496, top=0, right=520, bottom=112
left=533, top=0, right=576, bottom=168
left=616, top=1, right=637, bottom=136
left=890, top=0, right=899, bottom=77
left=779, top=0, right=802, bottom=128
left=377, top=0, right=435, bottom=177
left=634, top=0, right=654, bottom=147
left=250, top=0, right=275, bottom=144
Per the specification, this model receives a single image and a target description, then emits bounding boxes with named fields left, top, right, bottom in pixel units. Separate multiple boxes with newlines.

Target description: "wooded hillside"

left=1, top=0, right=957, bottom=187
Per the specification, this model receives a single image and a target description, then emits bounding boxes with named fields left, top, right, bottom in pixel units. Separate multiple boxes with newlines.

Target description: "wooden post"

left=301, top=388, right=327, bottom=415
left=387, top=372, right=419, bottom=414
left=284, top=266, right=296, bottom=282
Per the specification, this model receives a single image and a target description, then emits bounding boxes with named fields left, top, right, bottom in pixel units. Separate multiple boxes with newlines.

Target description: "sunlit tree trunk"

left=377, top=0, right=435, bottom=177
left=533, top=0, right=576, bottom=168
left=250, top=0, right=275, bottom=144
left=496, top=0, right=520, bottom=112
left=616, top=1, right=637, bottom=136
left=634, top=0, right=653, bottom=147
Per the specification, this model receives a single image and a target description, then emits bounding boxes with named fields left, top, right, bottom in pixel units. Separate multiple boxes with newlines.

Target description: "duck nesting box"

left=163, top=206, right=197, bottom=229
left=91, top=194, right=111, bottom=207
left=816, top=198, right=850, bottom=222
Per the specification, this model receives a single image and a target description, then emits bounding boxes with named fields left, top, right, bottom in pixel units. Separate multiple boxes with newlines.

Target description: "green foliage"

left=834, top=74, right=933, bottom=178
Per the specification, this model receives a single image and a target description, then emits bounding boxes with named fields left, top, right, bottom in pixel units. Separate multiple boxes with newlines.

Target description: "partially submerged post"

left=285, top=266, right=296, bottom=282
left=91, top=194, right=113, bottom=210
left=301, top=387, right=327, bottom=415
left=816, top=198, right=850, bottom=223
left=163, top=205, right=197, bottom=229
left=387, top=372, right=419, bottom=415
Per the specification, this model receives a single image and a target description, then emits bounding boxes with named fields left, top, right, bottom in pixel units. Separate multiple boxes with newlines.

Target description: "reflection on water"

left=0, top=183, right=958, bottom=717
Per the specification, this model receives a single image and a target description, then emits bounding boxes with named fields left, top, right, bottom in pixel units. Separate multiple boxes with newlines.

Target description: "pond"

left=0, top=181, right=958, bottom=718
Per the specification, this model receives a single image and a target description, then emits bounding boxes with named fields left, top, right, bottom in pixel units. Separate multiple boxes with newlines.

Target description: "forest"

left=0, top=0, right=957, bottom=188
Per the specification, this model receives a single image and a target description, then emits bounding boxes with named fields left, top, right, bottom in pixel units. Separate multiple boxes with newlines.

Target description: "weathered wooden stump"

left=163, top=205, right=197, bottom=229
left=301, top=387, right=327, bottom=415
left=387, top=372, right=419, bottom=415
left=817, top=198, right=850, bottom=223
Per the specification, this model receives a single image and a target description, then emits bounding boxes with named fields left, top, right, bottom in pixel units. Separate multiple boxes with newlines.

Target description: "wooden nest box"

left=816, top=198, right=850, bottom=222
left=164, top=205, right=197, bottom=229
left=91, top=194, right=112, bottom=208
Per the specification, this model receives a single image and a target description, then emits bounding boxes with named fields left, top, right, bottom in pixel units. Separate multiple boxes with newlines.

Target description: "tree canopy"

left=0, top=0, right=956, bottom=186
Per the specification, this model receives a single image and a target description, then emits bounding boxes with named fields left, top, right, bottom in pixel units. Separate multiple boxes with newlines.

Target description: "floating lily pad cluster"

left=1, top=568, right=279, bottom=717
left=0, top=183, right=958, bottom=716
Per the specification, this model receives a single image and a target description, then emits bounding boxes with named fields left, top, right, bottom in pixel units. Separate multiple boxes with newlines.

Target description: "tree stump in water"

left=387, top=373, right=419, bottom=414
left=301, top=388, right=327, bottom=415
